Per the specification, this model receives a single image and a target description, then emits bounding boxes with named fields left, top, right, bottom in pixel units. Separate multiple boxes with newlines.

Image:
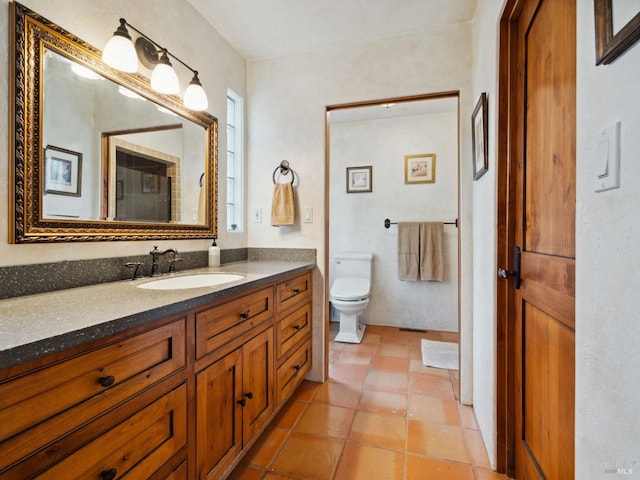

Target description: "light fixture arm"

left=120, top=18, right=198, bottom=76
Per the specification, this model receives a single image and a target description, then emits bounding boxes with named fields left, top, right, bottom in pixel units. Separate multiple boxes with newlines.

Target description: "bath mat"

left=421, top=339, right=458, bottom=370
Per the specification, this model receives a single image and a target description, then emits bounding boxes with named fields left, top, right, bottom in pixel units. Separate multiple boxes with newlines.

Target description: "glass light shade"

left=150, top=52, right=179, bottom=94
left=183, top=74, right=208, bottom=111
left=102, top=25, right=138, bottom=72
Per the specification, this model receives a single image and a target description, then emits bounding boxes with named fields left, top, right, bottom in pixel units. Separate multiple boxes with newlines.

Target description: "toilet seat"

left=330, top=277, right=370, bottom=301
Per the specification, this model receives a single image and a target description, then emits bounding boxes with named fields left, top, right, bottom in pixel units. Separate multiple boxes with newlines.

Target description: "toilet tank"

left=334, top=252, right=373, bottom=280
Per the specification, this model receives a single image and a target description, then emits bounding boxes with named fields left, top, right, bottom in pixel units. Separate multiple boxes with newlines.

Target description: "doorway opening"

left=324, top=91, right=462, bottom=397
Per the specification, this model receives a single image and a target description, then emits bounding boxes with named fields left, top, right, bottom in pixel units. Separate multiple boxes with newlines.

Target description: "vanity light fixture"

left=102, top=18, right=208, bottom=111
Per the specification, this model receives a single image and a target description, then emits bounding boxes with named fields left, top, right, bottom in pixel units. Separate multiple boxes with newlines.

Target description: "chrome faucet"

left=150, top=245, right=180, bottom=276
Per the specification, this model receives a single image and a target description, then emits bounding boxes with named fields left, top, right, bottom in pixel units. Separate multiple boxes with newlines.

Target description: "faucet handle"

left=168, top=255, right=183, bottom=273
left=125, top=262, right=144, bottom=280
left=150, top=245, right=160, bottom=256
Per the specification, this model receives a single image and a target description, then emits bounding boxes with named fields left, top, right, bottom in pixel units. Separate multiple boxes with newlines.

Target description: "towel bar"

left=384, top=218, right=458, bottom=228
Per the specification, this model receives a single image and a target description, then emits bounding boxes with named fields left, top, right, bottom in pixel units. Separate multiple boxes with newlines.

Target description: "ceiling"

left=187, top=0, right=478, bottom=60
left=330, top=96, right=458, bottom=123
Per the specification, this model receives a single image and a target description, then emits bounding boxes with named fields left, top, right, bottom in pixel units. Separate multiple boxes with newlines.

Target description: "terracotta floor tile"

left=422, top=330, right=445, bottom=341
left=361, top=331, right=381, bottom=345
left=371, top=355, right=409, bottom=372
left=376, top=343, right=410, bottom=358
left=242, top=426, right=289, bottom=467
left=270, top=432, right=343, bottom=480
left=271, top=399, right=307, bottom=429
left=334, top=351, right=374, bottom=366
left=475, top=467, right=509, bottom=479
left=406, top=455, right=474, bottom=480
left=329, top=363, right=370, bottom=386
left=295, top=403, right=355, bottom=439
left=458, top=403, right=479, bottom=430
left=408, top=359, right=451, bottom=377
left=440, top=331, right=459, bottom=342
left=365, top=370, right=408, bottom=393
left=348, top=411, right=406, bottom=451
left=334, top=443, right=404, bottom=480
left=407, top=393, right=461, bottom=426
left=290, top=380, right=321, bottom=402
left=409, top=373, right=456, bottom=399
left=340, top=342, right=378, bottom=356
left=407, top=420, right=470, bottom=464
left=226, top=464, right=264, bottom=480
left=314, top=380, right=362, bottom=409
left=358, top=388, right=407, bottom=416
left=465, top=429, right=492, bottom=468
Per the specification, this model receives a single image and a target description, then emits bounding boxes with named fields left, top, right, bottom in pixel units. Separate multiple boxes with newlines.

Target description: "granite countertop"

left=0, top=260, right=314, bottom=370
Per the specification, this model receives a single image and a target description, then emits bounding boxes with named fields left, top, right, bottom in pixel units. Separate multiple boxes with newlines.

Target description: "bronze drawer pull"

left=238, top=398, right=246, bottom=407
left=293, top=364, right=301, bottom=372
left=100, top=468, right=117, bottom=480
left=293, top=288, right=300, bottom=294
left=245, top=392, right=253, bottom=399
left=240, top=311, right=250, bottom=319
left=293, top=325, right=301, bottom=331
left=98, top=375, right=115, bottom=388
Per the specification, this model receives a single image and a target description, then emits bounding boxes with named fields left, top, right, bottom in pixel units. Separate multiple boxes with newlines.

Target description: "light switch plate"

left=252, top=207, right=262, bottom=223
left=304, top=207, right=313, bottom=223
left=595, top=122, right=620, bottom=192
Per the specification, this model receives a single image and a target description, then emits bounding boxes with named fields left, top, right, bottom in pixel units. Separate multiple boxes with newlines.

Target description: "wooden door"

left=242, top=327, right=274, bottom=441
left=195, top=348, right=243, bottom=480
left=501, top=0, right=576, bottom=478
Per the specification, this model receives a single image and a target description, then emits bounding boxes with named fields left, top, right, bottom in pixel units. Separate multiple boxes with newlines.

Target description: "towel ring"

left=272, top=160, right=295, bottom=184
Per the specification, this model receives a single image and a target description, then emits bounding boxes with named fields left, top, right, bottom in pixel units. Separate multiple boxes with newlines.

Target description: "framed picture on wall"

left=44, top=145, right=82, bottom=196
left=404, top=153, right=435, bottom=184
left=346, top=166, right=372, bottom=193
left=472, top=92, right=489, bottom=181
left=594, top=0, right=640, bottom=65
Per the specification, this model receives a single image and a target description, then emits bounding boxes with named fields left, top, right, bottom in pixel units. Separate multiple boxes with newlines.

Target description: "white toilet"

left=330, top=252, right=373, bottom=343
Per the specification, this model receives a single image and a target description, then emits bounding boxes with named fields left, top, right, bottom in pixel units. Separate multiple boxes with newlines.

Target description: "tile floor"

left=229, top=324, right=508, bottom=480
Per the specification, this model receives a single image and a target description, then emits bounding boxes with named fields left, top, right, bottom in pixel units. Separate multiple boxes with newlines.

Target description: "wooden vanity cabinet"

left=0, top=268, right=313, bottom=480
left=275, top=272, right=313, bottom=403
left=195, top=326, right=274, bottom=480
left=0, top=317, right=187, bottom=479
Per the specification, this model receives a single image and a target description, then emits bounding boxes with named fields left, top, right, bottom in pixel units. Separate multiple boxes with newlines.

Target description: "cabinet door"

left=242, top=327, right=274, bottom=441
left=196, top=349, right=243, bottom=480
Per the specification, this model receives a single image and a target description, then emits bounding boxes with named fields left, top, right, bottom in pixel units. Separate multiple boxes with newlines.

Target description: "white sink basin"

left=137, top=273, right=244, bottom=290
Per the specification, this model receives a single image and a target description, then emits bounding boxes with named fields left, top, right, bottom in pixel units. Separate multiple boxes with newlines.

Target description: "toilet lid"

left=331, top=277, right=370, bottom=301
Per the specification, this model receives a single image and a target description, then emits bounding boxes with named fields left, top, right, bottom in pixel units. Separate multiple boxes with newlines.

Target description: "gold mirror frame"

left=595, top=0, right=640, bottom=65
left=9, top=2, right=218, bottom=243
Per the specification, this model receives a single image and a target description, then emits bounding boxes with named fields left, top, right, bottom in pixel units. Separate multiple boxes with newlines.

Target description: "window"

left=226, top=90, right=244, bottom=231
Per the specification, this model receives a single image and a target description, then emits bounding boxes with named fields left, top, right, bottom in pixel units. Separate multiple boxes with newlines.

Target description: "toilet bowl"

left=330, top=253, right=373, bottom=343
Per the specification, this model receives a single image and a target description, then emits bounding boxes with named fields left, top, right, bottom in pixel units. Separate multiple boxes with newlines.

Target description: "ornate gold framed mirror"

left=9, top=2, right=218, bottom=242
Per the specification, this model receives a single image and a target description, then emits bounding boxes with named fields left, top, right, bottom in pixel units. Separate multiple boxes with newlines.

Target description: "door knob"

left=498, top=246, right=521, bottom=289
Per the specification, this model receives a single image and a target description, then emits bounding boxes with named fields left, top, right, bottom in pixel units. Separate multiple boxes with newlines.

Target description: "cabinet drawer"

left=32, top=383, right=187, bottom=480
left=276, top=272, right=311, bottom=314
left=276, top=303, right=311, bottom=359
left=276, top=339, right=312, bottom=404
left=195, top=287, right=273, bottom=358
left=0, top=319, right=186, bottom=472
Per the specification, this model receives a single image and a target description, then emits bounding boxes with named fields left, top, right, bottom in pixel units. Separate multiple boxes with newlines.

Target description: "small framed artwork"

left=472, top=92, right=489, bottom=181
left=44, top=145, right=82, bottom=196
left=346, top=166, right=372, bottom=193
left=594, top=0, right=640, bottom=65
left=404, top=154, right=435, bottom=184
left=142, top=173, right=158, bottom=193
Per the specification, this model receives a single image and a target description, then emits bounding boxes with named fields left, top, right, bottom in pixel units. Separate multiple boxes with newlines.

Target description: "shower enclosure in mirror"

left=9, top=2, right=218, bottom=242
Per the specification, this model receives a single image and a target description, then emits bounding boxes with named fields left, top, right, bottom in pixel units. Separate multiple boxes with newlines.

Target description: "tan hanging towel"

left=398, top=222, right=420, bottom=281
left=419, top=222, right=444, bottom=281
left=271, top=183, right=295, bottom=226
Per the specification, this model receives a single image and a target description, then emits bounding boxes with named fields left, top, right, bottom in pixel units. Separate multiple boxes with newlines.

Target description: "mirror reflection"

left=10, top=2, right=218, bottom=242
left=42, top=49, right=206, bottom=224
